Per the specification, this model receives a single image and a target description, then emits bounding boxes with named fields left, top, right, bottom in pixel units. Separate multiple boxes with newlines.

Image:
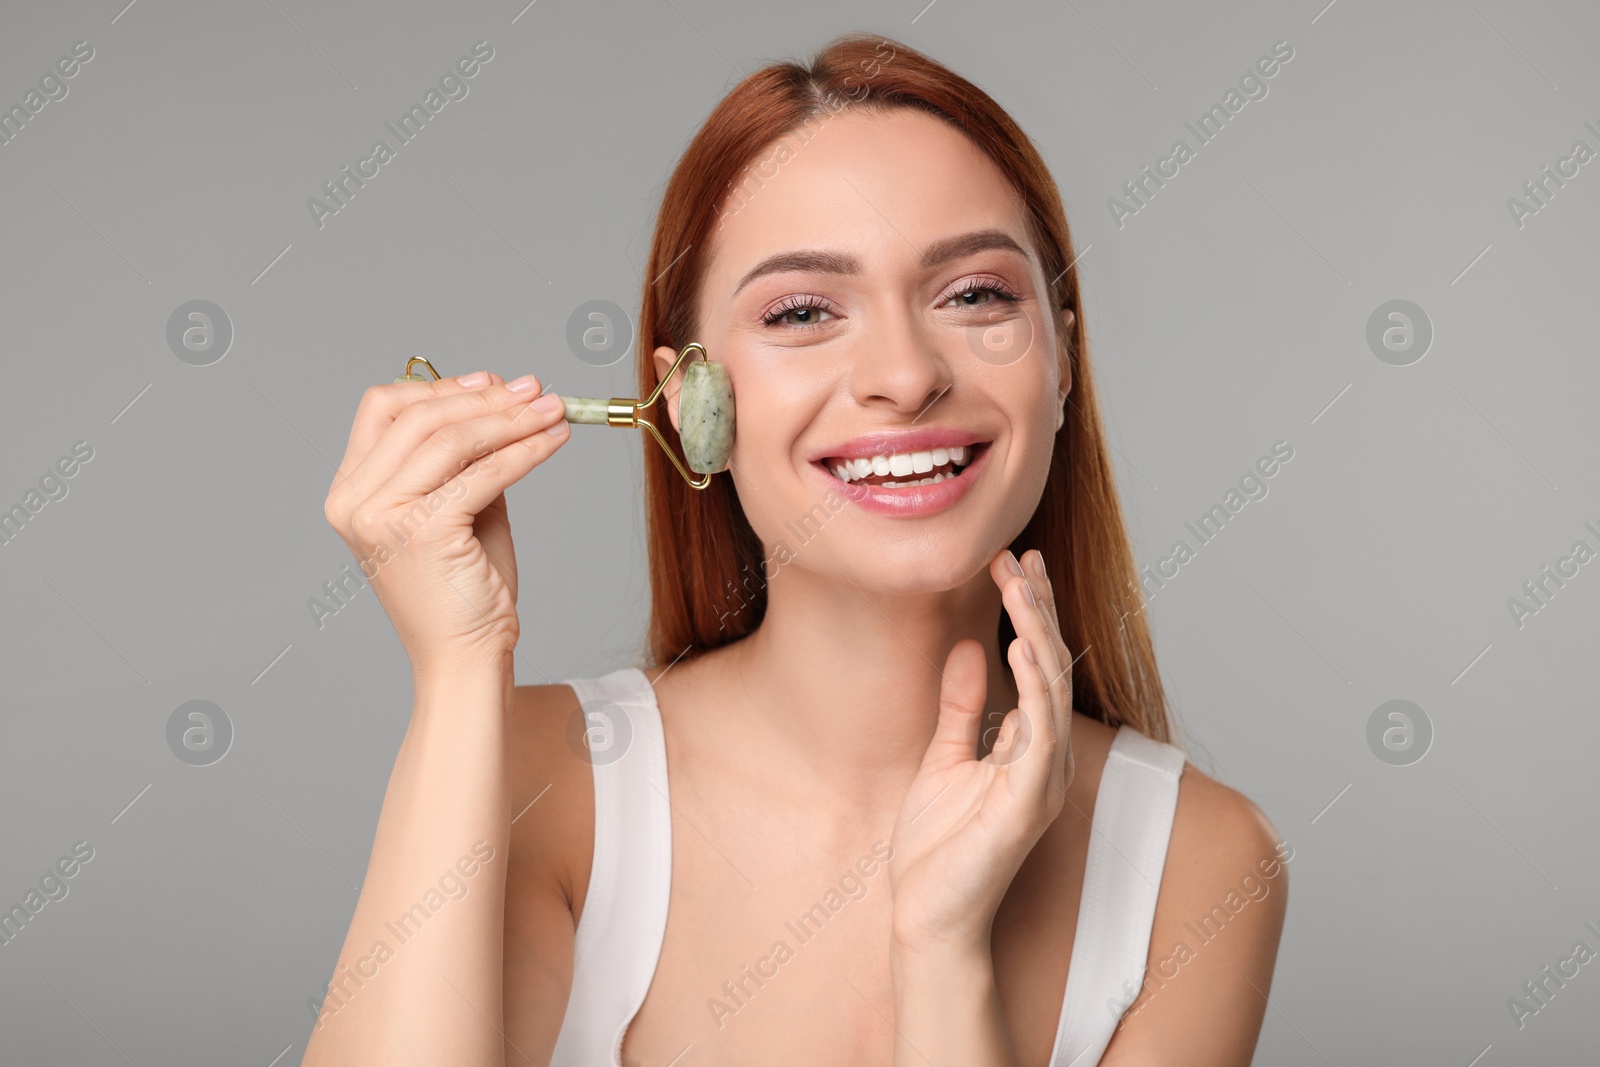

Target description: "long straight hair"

left=633, top=33, right=1174, bottom=742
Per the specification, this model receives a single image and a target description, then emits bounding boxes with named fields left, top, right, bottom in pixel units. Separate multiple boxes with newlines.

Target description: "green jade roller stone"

left=560, top=360, right=734, bottom=475
left=559, top=395, right=611, bottom=424
left=676, top=359, right=734, bottom=474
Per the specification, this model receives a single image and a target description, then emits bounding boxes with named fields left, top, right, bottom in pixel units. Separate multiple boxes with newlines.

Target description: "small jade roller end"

left=561, top=396, right=612, bottom=425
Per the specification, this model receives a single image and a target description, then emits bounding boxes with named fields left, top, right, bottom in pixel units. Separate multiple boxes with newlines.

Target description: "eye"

left=942, top=277, right=1021, bottom=308
left=761, top=295, right=837, bottom=330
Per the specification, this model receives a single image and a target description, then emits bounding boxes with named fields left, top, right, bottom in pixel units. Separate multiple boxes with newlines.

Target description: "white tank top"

left=548, top=666, right=1187, bottom=1067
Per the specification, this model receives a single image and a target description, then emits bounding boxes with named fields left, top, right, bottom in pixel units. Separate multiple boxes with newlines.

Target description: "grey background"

left=2, top=0, right=1596, bottom=1063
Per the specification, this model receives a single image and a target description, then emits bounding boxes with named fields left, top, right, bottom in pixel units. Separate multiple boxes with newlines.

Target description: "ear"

left=1056, top=307, right=1075, bottom=433
left=652, top=344, right=684, bottom=434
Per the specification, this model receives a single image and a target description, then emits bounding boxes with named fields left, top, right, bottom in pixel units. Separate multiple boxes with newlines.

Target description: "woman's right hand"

left=322, top=371, right=570, bottom=675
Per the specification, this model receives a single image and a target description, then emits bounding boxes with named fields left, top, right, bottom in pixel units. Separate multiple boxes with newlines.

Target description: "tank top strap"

left=547, top=666, right=673, bottom=1067
left=1051, top=723, right=1188, bottom=1067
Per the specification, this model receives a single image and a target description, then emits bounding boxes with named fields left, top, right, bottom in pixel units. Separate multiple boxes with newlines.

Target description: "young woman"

left=306, top=33, right=1288, bottom=1067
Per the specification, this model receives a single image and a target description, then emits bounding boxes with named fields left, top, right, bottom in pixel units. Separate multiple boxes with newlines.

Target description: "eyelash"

left=759, top=278, right=1022, bottom=329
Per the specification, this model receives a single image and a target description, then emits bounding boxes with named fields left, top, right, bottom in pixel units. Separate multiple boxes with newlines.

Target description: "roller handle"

left=560, top=396, right=612, bottom=425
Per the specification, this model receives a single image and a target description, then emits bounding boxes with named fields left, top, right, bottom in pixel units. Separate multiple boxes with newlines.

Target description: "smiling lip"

left=811, top=438, right=992, bottom=517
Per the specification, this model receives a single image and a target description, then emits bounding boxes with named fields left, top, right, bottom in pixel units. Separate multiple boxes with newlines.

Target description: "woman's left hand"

left=887, top=547, right=1076, bottom=957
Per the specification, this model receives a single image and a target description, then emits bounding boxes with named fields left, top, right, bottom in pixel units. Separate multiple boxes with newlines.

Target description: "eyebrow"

left=731, top=228, right=1030, bottom=298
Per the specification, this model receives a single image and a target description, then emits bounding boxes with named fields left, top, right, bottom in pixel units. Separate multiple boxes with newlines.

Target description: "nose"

left=848, top=313, right=953, bottom=418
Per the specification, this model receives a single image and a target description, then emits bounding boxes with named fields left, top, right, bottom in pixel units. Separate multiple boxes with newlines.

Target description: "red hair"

left=633, top=33, right=1173, bottom=741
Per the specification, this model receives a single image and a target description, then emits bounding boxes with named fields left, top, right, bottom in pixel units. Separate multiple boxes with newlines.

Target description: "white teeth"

left=823, top=443, right=981, bottom=485
left=882, top=472, right=947, bottom=488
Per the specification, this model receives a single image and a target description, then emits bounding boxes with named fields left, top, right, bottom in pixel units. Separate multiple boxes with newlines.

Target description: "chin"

left=805, top=540, right=1004, bottom=598
left=858, top=560, right=993, bottom=597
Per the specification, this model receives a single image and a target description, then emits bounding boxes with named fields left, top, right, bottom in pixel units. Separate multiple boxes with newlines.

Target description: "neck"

left=720, top=561, right=1019, bottom=813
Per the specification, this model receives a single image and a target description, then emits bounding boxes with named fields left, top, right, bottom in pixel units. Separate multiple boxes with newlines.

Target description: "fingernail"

left=530, top=391, right=563, bottom=413
left=1004, top=550, right=1024, bottom=577
left=544, top=418, right=570, bottom=437
left=507, top=374, right=539, bottom=393
left=1023, top=579, right=1037, bottom=607
left=458, top=371, right=490, bottom=389
left=1030, top=551, right=1046, bottom=579
left=1023, top=638, right=1037, bottom=664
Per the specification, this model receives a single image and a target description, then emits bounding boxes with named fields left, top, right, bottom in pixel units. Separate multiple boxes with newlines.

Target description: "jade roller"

left=393, top=341, right=733, bottom=490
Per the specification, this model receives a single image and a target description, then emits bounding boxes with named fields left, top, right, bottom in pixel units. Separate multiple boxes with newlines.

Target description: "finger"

left=344, top=375, right=545, bottom=504
left=1023, top=549, right=1075, bottom=788
left=1024, top=550, right=1071, bottom=689
left=923, top=639, right=987, bottom=770
left=334, top=371, right=502, bottom=487
left=992, top=551, right=1066, bottom=737
left=373, top=389, right=571, bottom=518
left=999, top=631, right=1055, bottom=804
left=994, top=550, right=1069, bottom=747
left=995, top=553, right=1068, bottom=799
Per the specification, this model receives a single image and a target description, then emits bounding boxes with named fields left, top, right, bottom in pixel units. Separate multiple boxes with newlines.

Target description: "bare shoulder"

left=1167, top=761, right=1289, bottom=888
left=1157, top=759, right=1290, bottom=962
left=1099, top=752, right=1292, bottom=1064
left=1062, top=719, right=1289, bottom=906
left=505, top=681, right=595, bottom=921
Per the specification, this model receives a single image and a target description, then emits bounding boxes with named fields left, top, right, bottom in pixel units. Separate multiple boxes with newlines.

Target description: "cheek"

left=721, top=374, right=792, bottom=484
left=722, top=353, right=828, bottom=467
left=731, top=409, right=813, bottom=501
left=723, top=387, right=838, bottom=540
left=986, top=351, right=1056, bottom=417
left=994, top=366, right=1060, bottom=483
